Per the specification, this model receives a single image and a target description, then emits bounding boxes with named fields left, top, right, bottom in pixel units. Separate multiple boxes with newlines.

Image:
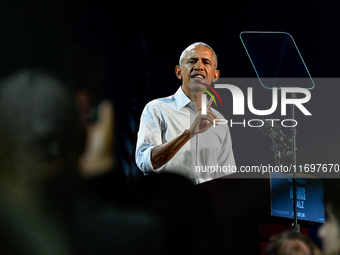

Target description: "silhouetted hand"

left=79, top=100, right=115, bottom=177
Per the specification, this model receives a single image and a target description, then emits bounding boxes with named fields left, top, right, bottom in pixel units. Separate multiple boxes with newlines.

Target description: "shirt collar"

left=174, top=86, right=191, bottom=110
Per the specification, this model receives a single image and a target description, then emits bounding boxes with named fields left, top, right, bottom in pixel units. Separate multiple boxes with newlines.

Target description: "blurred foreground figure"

left=265, top=231, right=321, bottom=255
left=0, top=69, right=165, bottom=255
left=318, top=179, right=340, bottom=255
left=0, top=69, right=79, bottom=254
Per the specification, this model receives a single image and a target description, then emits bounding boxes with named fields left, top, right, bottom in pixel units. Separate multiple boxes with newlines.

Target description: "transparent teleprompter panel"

left=240, top=31, right=315, bottom=89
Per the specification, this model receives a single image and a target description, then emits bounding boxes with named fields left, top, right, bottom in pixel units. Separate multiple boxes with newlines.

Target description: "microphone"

left=258, top=120, right=292, bottom=150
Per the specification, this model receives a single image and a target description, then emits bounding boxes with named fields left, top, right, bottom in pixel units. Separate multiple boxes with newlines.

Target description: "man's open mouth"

left=191, top=74, right=205, bottom=80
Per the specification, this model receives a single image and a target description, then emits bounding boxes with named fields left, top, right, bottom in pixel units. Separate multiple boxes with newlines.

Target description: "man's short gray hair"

left=179, top=42, right=218, bottom=69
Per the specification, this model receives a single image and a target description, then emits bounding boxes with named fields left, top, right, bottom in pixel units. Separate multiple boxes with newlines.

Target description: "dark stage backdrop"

left=0, top=0, right=339, bottom=177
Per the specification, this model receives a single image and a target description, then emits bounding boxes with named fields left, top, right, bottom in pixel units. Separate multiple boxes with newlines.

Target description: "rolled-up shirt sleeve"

left=135, top=103, right=166, bottom=174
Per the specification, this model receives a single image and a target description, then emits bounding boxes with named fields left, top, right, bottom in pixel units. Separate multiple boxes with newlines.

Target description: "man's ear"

left=175, top=65, right=182, bottom=80
left=213, top=69, right=220, bottom=83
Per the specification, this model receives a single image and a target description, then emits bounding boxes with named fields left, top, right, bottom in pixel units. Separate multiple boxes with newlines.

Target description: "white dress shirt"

left=135, top=86, right=236, bottom=184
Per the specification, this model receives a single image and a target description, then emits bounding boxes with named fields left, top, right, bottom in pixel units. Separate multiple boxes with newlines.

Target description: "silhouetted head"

left=265, top=231, right=320, bottom=255
left=0, top=69, right=83, bottom=184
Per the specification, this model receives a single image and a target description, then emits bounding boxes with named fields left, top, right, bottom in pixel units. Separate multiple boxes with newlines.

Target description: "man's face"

left=175, top=46, right=219, bottom=93
left=318, top=204, right=340, bottom=255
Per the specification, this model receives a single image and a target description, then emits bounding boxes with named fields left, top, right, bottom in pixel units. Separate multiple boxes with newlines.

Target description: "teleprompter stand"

left=240, top=31, right=315, bottom=232
left=290, top=94, right=300, bottom=232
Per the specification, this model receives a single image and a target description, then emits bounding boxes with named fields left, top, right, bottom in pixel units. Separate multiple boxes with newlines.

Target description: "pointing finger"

left=207, top=97, right=214, bottom=110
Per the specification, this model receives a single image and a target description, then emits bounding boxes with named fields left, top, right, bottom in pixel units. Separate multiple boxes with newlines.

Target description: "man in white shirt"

left=135, top=42, right=236, bottom=184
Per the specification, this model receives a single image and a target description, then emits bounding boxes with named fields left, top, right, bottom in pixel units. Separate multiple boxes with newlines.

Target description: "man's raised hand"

left=189, top=98, right=219, bottom=136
